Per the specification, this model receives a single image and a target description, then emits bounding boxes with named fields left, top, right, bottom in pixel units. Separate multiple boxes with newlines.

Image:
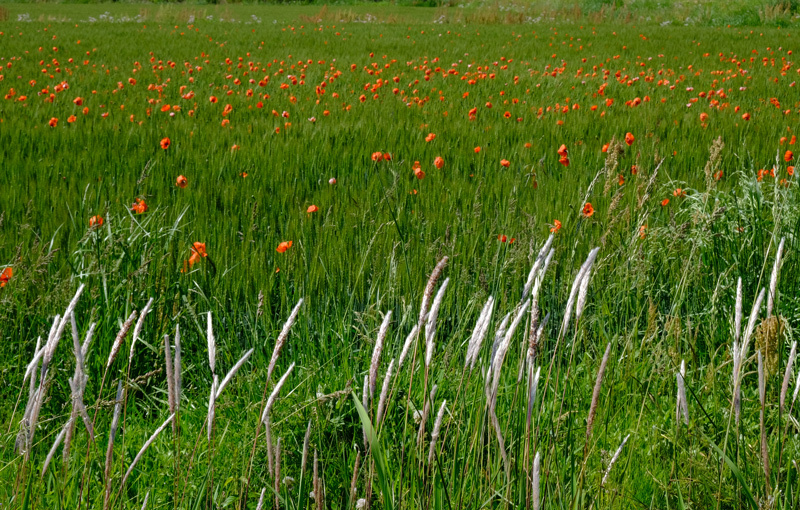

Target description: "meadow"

left=2, top=3, right=800, bottom=509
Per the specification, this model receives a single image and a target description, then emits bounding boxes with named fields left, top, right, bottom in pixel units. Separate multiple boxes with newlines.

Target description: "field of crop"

left=2, top=3, right=800, bottom=509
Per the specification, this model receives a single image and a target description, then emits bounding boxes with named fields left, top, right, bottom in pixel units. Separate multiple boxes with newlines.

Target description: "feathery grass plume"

left=348, top=451, right=361, bottom=508
left=107, top=311, right=137, bottom=369
left=120, top=413, right=175, bottom=490
left=522, top=234, right=554, bottom=303
left=732, top=278, right=743, bottom=392
left=216, top=348, right=254, bottom=398
left=141, top=492, right=150, bottom=510
left=417, top=384, right=438, bottom=447
left=129, top=297, right=154, bottom=364
left=780, top=341, right=796, bottom=412
left=767, top=237, right=785, bottom=318
left=532, top=451, right=541, bottom=510
left=601, top=434, right=630, bottom=485
left=527, top=366, right=541, bottom=431
left=488, top=312, right=512, bottom=373
left=255, top=487, right=267, bottom=510
left=466, top=296, right=495, bottom=371
left=427, top=400, right=447, bottom=464
left=361, top=374, right=369, bottom=449
left=370, top=311, right=392, bottom=399
left=418, top=257, right=449, bottom=331
left=42, top=420, right=68, bottom=477
left=489, top=300, right=530, bottom=410
left=23, top=337, right=44, bottom=388
left=44, top=284, right=85, bottom=369
left=313, top=450, right=320, bottom=510
left=397, top=324, right=419, bottom=369
left=376, top=358, right=395, bottom=425
left=104, top=380, right=124, bottom=510
left=561, top=248, right=600, bottom=337
left=758, top=351, right=771, bottom=486
left=266, top=417, right=274, bottom=477
left=425, top=278, right=450, bottom=368
left=164, top=335, right=176, bottom=434
left=64, top=320, right=96, bottom=456
left=67, top=375, right=93, bottom=442
left=275, top=437, right=282, bottom=510
left=207, top=375, right=218, bottom=442
left=207, top=311, right=216, bottom=374
left=793, top=366, right=800, bottom=408
left=734, top=287, right=765, bottom=423
left=261, top=362, right=295, bottom=424
left=301, top=420, right=312, bottom=481
left=586, top=342, right=612, bottom=441
left=574, top=263, right=596, bottom=326
left=676, top=360, right=689, bottom=425
left=173, top=324, right=182, bottom=413
left=267, top=298, right=304, bottom=383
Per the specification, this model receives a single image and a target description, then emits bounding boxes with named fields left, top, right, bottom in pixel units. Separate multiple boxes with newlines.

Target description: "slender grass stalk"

left=601, top=434, right=630, bottom=486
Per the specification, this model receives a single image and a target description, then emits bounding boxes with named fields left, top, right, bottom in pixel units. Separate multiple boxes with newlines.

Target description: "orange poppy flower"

left=700, top=112, right=709, bottom=123
left=383, top=153, right=392, bottom=161
left=276, top=241, right=293, bottom=253
left=131, top=198, right=148, bottom=214
left=742, top=113, right=751, bottom=121
left=550, top=219, right=562, bottom=233
left=371, top=152, right=383, bottom=162
left=661, top=198, right=670, bottom=207
left=788, top=166, right=795, bottom=176
left=434, top=156, right=444, bottom=170
left=474, top=146, right=481, bottom=153
left=160, top=137, right=171, bottom=150
left=188, top=242, right=208, bottom=267
left=67, top=115, right=77, bottom=124
left=49, top=117, right=58, bottom=128
left=307, top=205, right=319, bottom=213
left=500, top=159, right=510, bottom=168
left=639, top=225, right=647, bottom=240
left=673, top=188, right=686, bottom=197
left=558, top=155, right=570, bottom=167
left=601, top=143, right=609, bottom=153
left=176, top=175, right=187, bottom=188
left=0, top=267, right=13, bottom=288
left=73, top=97, right=83, bottom=106
left=785, top=150, right=794, bottom=162
left=625, top=132, right=635, bottom=146
left=89, top=215, right=104, bottom=227
left=425, top=133, right=436, bottom=142
left=557, top=144, right=568, bottom=157
left=582, top=203, right=594, bottom=218
left=618, top=174, right=625, bottom=186
left=498, top=234, right=508, bottom=242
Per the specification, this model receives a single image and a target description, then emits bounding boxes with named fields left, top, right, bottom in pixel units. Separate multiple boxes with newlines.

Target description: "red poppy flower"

left=785, top=150, right=794, bottom=162
left=582, top=203, right=594, bottom=218
left=557, top=144, right=568, bottom=157
left=276, top=241, right=293, bottom=253
left=160, top=137, right=171, bottom=150
left=89, top=215, right=104, bottom=228
left=49, top=117, right=58, bottom=128
left=550, top=219, right=562, bottom=233
left=0, top=267, right=12, bottom=288
left=625, top=132, right=634, bottom=146
left=602, top=143, right=609, bottom=153
left=131, top=198, right=148, bottom=214
left=500, top=159, right=510, bottom=167
left=425, top=133, right=436, bottom=142
left=474, top=146, right=481, bottom=153
left=700, top=112, right=709, bottom=123
left=498, top=234, right=508, bottom=242
left=742, top=113, right=751, bottom=121
left=307, top=205, right=319, bottom=213
left=559, top=155, right=570, bottom=167
left=434, top=156, right=444, bottom=170
left=176, top=175, right=187, bottom=188
left=639, top=225, right=647, bottom=239
left=371, top=152, right=383, bottom=162
left=661, top=198, right=670, bottom=207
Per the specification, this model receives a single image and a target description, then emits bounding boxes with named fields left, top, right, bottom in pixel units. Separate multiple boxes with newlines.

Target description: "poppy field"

left=3, top=4, right=800, bottom=509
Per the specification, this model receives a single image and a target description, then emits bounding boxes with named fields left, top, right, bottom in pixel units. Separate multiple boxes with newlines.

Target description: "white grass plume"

left=465, top=296, right=495, bottom=371
left=207, top=312, right=216, bottom=374
left=781, top=341, right=796, bottom=412
left=427, top=400, right=447, bottom=464
left=267, top=299, right=303, bottom=382
left=216, top=349, right=254, bottom=398
left=767, top=237, right=785, bottom=318
left=261, top=363, right=295, bottom=424
left=129, top=297, right=154, bottom=364
left=376, top=358, right=395, bottom=425
left=370, top=311, right=392, bottom=399
left=601, top=434, right=630, bottom=485
left=425, top=278, right=449, bottom=368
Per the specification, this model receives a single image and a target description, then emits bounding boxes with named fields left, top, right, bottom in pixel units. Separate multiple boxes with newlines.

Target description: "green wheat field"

left=2, top=2, right=800, bottom=509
